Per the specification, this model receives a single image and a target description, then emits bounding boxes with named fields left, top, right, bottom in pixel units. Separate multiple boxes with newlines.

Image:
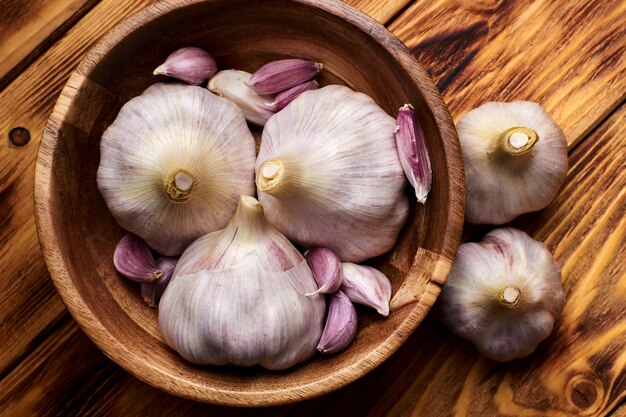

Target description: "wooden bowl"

left=34, top=0, right=464, bottom=407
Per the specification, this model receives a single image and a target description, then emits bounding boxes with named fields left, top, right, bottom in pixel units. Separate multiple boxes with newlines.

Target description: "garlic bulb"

left=97, top=83, right=256, bottom=255
left=256, top=85, right=409, bottom=262
left=438, top=228, right=564, bottom=362
left=158, top=195, right=325, bottom=370
left=457, top=101, right=568, bottom=224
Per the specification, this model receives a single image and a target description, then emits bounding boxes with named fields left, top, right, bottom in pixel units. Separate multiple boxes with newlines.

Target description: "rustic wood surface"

left=0, top=0, right=624, bottom=415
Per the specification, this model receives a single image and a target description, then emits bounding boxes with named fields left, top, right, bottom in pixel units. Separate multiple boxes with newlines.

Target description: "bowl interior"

left=35, top=0, right=463, bottom=406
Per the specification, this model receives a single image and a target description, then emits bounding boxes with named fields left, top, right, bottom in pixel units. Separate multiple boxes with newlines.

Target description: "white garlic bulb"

left=439, top=228, right=564, bottom=362
left=457, top=101, right=568, bottom=224
left=256, top=85, right=409, bottom=262
left=158, top=195, right=325, bottom=370
left=97, top=83, right=256, bottom=255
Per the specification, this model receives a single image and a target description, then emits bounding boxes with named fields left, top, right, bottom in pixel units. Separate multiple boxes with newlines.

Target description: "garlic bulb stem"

left=497, top=286, right=521, bottom=308
left=498, top=127, right=539, bottom=155
left=164, top=169, right=194, bottom=203
left=256, top=159, right=300, bottom=197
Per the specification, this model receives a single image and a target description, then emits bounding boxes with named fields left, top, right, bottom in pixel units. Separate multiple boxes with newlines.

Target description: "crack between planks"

left=384, top=0, right=416, bottom=28
left=0, top=0, right=101, bottom=94
left=568, top=95, right=626, bottom=157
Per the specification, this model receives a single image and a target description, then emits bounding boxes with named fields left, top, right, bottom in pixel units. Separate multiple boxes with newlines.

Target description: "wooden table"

left=1, top=0, right=624, bottom=415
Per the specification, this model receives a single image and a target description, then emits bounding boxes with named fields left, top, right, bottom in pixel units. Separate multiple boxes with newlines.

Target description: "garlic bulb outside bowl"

left=438, top=228, right=564, bottom=362
left=256, top=85, right=409, bottom=263
left=97, top=83, right=256, bottom=255
left=158, top=195, right=326, bottom=370
left=457, top=101, right=568, bottom=224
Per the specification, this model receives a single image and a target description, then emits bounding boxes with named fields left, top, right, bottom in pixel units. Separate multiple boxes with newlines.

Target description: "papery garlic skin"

left=158, top=195, right=325, bottom=370
left=438, top=228, right=564, bottom=362
left=457, top=101, right=568, bottom=224
left=97, top=84, right=256, bottom=256
left=208, top=70, right=276, bottom=126
left=256, top=85, right=409, bottom=262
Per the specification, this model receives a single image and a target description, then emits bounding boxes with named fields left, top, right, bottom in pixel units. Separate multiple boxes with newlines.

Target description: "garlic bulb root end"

left=257, top=159, right=284, bottom=193
left=497, top=286, right=521, bottom=308
left=164, top=169, right=194, bottom=203
left=499, top=126, right=539, bottom=155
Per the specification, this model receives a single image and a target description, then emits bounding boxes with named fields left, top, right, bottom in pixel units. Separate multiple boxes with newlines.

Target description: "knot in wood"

left=566, top=374, right=603, bottom=414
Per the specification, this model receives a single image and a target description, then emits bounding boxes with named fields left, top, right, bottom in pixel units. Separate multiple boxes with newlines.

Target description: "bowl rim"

left=34, top=0, right=464, bottom=406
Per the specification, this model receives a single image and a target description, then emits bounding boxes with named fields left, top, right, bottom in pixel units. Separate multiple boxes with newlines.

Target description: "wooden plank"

left=0, top=0, right=160, bottom=378
left=344, top=0, right=410, bottom=23
left=0, top=0, right=99, bottom=91
left=390, top=0, right=626, bottom=148
left=0, top=0, right=404, bottom=385
left=1, top=101, right=624, bottom=417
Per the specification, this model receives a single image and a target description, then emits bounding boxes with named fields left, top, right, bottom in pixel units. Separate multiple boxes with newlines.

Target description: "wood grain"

left=0, top=0, right=159, bottom=379
left=3, top=101, right=625, bottom=416
left=390, top=0, right=626, bottom=148
left=0, top=0, right=625, bottom=414
left=0, top=0, right=99, bottom=91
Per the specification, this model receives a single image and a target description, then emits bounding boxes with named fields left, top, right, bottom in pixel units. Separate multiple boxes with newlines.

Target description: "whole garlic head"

left=439, top=228, right=564, bottom=362
left=97, top=83, right=256, bottom=255
left=158, top=195, right=325, bottom=370
left=457, top=101, right=568, bottom=224
left=256, top=85, right=409, bottom=262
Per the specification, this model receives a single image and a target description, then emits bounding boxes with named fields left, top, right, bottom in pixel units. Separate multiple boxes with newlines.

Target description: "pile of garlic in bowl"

left=99, top=47, right=432, bottom=370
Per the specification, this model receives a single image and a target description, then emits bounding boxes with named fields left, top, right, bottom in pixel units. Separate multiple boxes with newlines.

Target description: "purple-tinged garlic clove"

left=153, top=47, right=217, bottom=85
left=141, top=257, right=178, bottom=308
left=249, top=59, right=322, bottom=95
left=305, top=247, right=342, bottom=296
left=113, top=233, right=162, bottom=283
left=341, top=263, right=392, bottom=316
left=395, top=104, right=432, bottom=204
left=271, top=80, right=319, bottom=110
left=317, top=290, right=357, bottom=354
left=208, top=70, right=277, bottom=126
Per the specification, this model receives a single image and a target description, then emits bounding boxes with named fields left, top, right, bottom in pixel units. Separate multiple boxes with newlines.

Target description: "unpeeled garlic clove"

left=249, top=59, right=322, bottom=95
left=153, top=47, right=217, bottom=85
left=113, top=233, right=162, bottom=283
left=305, top=247, right=342, bottom=296
left=395, top=104, right=432, bottom=204
left=271, top=80, right=319, bottom=110
left=141, top=257, right=177, bottom=307
left=341, top=263, right=392, bottom=316
left=317, top=290, right=357, bottom=354
left=208, top=70, right=277, bottom=126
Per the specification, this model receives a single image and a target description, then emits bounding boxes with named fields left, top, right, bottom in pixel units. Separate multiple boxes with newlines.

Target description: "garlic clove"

left=97, top=83, right=257, bottom=255
left=457, top=101, right=568, bottom=224
left=153, top=47, right=217, bottom=85
left=271, top=80, right=319, bottom=110
left=256, top=85, right=409, bottom=262
left=113, top=233, right=162, bottom=283
left=395, top=104, right=432, bottom=204
left=317, top=290, right=358, bottom=354
left=305, top=247, right=342, bottom=296
left=141, top=257, right=177, bottom=307
left=340, top=263, right=392, bottom=316
left=158, top=195, right=325, bottom=370
left=249, top=59, right=322, bottom=95
left=438, top=228, right=564, bottom=362
left=208, top=70, right=277, bottom=126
